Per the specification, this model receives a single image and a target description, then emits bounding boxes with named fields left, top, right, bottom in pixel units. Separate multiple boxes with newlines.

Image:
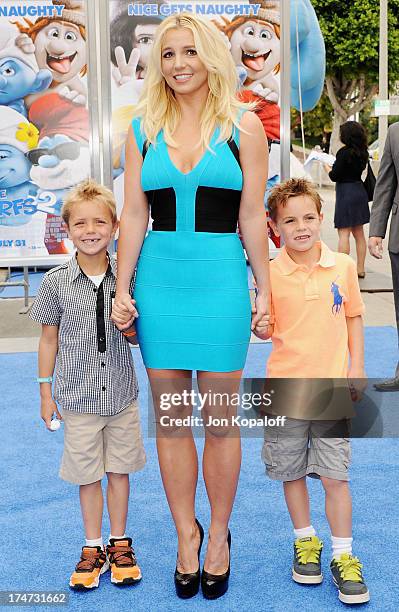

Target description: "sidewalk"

left=0, top=186, right=396, bottom=353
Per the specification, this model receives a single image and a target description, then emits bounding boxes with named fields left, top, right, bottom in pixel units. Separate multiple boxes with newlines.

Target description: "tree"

left=312, top=0, right=399, bottom=153
left=292, top=94, right=333, bottom=143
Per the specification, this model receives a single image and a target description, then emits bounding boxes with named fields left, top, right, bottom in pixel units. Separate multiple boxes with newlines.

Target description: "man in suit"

left=369, top=122, right=399, bottom=390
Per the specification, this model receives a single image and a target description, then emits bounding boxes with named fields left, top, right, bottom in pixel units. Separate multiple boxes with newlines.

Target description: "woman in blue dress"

left=112, top=13, right=270, bottom=600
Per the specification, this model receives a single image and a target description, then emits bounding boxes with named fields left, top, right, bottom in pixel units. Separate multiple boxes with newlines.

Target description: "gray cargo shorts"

left=262, top=417, right=351, bottom=482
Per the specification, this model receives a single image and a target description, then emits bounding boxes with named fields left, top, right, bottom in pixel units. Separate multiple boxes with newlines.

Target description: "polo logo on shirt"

left=331, top=279, right=343, bottom=314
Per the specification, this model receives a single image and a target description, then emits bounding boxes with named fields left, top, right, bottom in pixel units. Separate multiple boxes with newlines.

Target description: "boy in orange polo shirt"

left=260, top=178, right=370, bottom=605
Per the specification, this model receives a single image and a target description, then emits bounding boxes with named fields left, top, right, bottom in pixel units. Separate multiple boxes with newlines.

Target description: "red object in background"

left=44, top=214, right=69, bottom=254
left=238, top=90, right=280, bottom=142
left=29, top=93, right=90, bottom=142
left=237, top=91, right=281, bottom=248
left=266, top=210, right=281, bottom=248
left=236, top=91, right=281, bottom=250
left=237, top=216, right=280, bottom=251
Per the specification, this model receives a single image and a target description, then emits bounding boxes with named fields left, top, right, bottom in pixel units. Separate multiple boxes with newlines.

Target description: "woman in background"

left=329, top=121, right=370, bottom=278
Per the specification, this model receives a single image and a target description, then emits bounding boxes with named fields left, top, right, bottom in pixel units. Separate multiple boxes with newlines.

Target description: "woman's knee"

left=338, top=228, right=350, bottom=239
left=351, top=225, right=365, bottom=238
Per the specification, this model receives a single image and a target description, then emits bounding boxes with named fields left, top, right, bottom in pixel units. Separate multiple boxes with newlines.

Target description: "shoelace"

left=75, top=550, right=103, bottom=572
left=335, top=554, right=363, bottom=582
left=295, top=539, right=323, bottom=564
left=108, top=545, right=136, bottom=567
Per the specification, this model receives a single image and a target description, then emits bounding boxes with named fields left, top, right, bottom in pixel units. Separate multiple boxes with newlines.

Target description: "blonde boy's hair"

left=268, top=178, right=323, bottom=222
left=61, top=179, right=117, bottom=226
left=133, top=12, right=254, bottom=150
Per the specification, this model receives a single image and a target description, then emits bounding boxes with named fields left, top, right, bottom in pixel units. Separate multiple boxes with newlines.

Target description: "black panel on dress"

left=227, top=138, right=241, bottom=168
left=195, top=187, right=241, bottom=233
left=145, top=188, right=176, bottom=231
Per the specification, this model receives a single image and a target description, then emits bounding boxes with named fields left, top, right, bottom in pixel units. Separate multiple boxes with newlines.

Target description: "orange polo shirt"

left=267, top=242, right=365, bottom=378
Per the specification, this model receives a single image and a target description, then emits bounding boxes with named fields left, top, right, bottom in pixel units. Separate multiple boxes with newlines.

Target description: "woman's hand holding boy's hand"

left=41, top=397, right=62, bottom=431
left=111, top=293, right=139, bottom=330
left=252, top=311, right=274, bottom=340
left=251, top=292, right=271, bottom=338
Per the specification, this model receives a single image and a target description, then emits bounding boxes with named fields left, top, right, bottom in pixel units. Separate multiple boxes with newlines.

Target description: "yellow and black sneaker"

left=69, top=546, right=109, bottom=590
left=330, top=553, right=370, bottom=604
left=106, top=537, right=142, bottom=585
left=292, top=536, right=323, bottom=584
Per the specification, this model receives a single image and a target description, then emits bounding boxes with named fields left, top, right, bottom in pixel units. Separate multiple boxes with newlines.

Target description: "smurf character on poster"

left=290, top=0, right=325, bottom=112
left=28, top=92, right=90, bottom=253
left=0, top=22, right=52, bottom=117
left=0, top=105, right=49, bottom=256
left=110, top=0, right=166, bottom=107
left=15, top=0, right=87, bottom=108
left=0, top=106, right=39, bottom=226
left=218, top=0, right=325, bottom=140
left=219, top=0, right=281, bottom=104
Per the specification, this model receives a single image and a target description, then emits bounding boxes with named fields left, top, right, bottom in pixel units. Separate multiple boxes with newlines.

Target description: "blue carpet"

left=0, top=328, right=398, bottom=611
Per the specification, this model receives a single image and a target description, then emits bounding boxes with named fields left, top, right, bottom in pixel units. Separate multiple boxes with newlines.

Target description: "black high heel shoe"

left=174, top=519, right=204, bottom=599
left=201, top=529, right=231, bottom=600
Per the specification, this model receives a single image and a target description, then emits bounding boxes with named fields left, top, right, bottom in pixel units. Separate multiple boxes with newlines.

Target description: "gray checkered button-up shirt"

left=30, top=254, right=139, bottom=416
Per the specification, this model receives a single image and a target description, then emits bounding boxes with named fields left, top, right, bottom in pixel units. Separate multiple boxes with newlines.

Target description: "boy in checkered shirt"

left=31, top=179, right=145, bottom=589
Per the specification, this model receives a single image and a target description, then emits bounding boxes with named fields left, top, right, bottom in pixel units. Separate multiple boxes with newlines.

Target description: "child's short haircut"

left=61, top=179, right=117, bottom=226
left=268, top=177, right=323, bottom=222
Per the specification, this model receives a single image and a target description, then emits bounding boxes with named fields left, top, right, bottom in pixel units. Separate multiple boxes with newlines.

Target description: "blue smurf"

left=0, top=105, right=39, bottom=227
left=290, top=0, right=325, bottom=111
left=0, top=23, right=52, bottom=117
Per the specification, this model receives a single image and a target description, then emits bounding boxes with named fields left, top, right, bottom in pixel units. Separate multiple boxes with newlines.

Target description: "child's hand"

left=114, top=317, right=136, bottom=332
left=253, top=313, right=274, bottom=340
left=347, top=367, right=367, bottom=402
left=41, top=398, right=62, bottom=431
left=111, top=293, right=138, bottom=327
left=251, top=292, right=269, bottom=332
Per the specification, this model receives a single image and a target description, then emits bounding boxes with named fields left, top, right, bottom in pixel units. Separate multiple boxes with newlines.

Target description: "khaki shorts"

left=59, top=401, right=146, bottom=485
left=262, top=418, right=351, bottom=482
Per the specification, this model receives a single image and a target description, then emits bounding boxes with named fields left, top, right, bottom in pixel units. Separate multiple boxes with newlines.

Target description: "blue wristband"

left=36, top=376, right=53, bottom=383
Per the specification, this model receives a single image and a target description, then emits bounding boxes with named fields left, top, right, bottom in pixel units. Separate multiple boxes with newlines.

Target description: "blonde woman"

left=112, top=13, right=269, bottom=600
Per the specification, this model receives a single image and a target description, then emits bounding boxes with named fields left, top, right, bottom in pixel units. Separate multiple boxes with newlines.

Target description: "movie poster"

left=0, top=0, right=90, bottom=259
left=110, top=0, right=282, bottom=224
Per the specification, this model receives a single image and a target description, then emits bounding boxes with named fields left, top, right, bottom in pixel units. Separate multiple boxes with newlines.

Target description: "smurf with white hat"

left=0, top=22, right=52, bottom=117
left=0, top=105, right=40, bottom=227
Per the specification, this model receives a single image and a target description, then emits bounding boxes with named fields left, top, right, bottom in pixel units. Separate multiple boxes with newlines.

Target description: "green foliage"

left=359, top=101, right=378, bottom=143
left=299, top=1, right=399, bottom=150
left=312, top=0, right=399, bottom=88
left=294, top=95, right=398, bottom=147
left=292, top=95, right=333, bottom=140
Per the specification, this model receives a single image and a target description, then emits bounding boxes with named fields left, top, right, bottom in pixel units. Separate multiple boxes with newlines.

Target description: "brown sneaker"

left=69, top=546, right=109, bottom=590
left=106, top=537, right=142, bottom=585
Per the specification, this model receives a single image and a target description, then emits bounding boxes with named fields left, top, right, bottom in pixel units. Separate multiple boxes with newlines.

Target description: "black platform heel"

left=201, top=529, right=231, bottom=600
left=174, top=519, right=204, bottom=599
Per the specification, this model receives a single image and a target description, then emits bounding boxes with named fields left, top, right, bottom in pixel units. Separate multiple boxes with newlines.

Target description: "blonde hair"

left=112, top=105, right=135, bottom=168
left=268, top=178, right=323, bottom=222
left=133, top=12, right=254, bottom=149
left=62, top=179, right=117, bottom=226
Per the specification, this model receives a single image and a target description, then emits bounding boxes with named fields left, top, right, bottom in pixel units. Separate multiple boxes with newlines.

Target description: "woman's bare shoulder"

left=239, top=110, right=266, bottom=146
left=239, top=110, right=263, bottom=131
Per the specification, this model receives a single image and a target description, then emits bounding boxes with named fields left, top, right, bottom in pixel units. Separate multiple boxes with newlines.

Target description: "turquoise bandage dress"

left=132, top=117, right=251, bottom=372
